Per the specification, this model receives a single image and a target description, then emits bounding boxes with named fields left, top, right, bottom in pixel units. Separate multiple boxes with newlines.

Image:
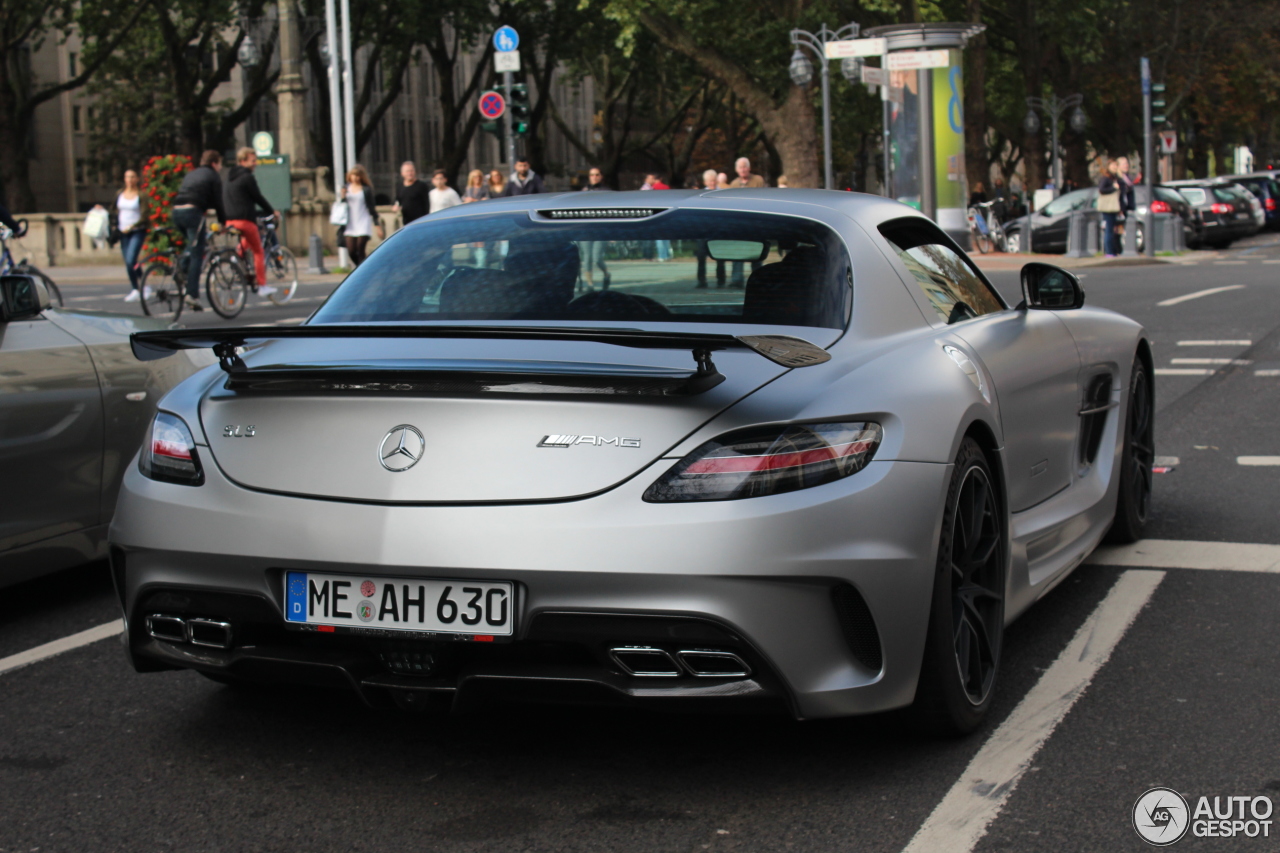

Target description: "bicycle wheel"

left=205, top=251, right=249, bottom=318
left=140, top=262, right=184, bottom=321
left=267, top=247, right=299, bottom=304
left=991, top=223, right=1008, bottom=253
left=15, top=263, right=62, bottom=306
left=971, top=228, right=993, bottom=254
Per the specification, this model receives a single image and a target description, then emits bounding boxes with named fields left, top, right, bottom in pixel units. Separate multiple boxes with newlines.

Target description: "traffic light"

left=509, top=82, right=530, bottom=136
left=1152, top=82, right=1166, bottom=125
left=481, top=120, right=500, bottom=136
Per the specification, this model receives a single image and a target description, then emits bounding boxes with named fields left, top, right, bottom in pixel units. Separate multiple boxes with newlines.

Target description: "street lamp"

left=1025, top=93, right=1084, bottom=196
left=789, top=22, right=860, bottom=190
left=840, top=56, right=863, bottom=84
left=238, top=34, right=260, bottom=67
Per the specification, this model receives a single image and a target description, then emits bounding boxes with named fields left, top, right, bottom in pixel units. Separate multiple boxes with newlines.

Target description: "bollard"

left=1122, top=216, right=1139, bottom=255
left=1023, top=211, right=1034, bottom=254
left=1065, top=210, right=1088, bottom=258
left=307, top=233, right=326, bottom=274
left=1085, top=209, right=1102, bottom=255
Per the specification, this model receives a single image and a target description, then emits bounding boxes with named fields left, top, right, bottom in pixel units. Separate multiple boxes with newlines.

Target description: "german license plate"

left=284, top=571, right=513, bottom=636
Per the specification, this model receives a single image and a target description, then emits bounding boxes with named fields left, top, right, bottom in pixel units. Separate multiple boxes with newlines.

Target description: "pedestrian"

left=393, top=161, right=430, bottom=225
left=639, top=173, right=671, bottom=259
left=114, top=168, right=151, bottom=303
left=223, top=147, right=279, bottom=296
left=969, top=181, right=987, bottom=206
left=579, top=167, right=611, bottom=290
left=717, top=172, right=730, bottom=189
left=727, top=157, right=765, bottom=189
left=462, top=169, right=490, bottom=202
left=500, top=159, right=545, bottom=195
left=0, top=199, right=20, bottom=233
left=1098, top=160, right=1123, bottom=258
left=640, top=173, right=670, bottom=191
left=992, top=176, right=1008, bottom=221
left=1116, top=156, right=1137, bottom=252
left=170, top=149, right=227, bottom=311
left=428, top=169, right=462, bottom=214
left=776, top=175, right=789, bottom=188
left=695, top=169, right=727, bottom=289
left=339, top=165, right=382, bottom=267
left=488, top=169, right=507, bottom=198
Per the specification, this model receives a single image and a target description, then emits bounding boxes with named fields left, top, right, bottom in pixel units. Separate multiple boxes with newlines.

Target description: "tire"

left=1135, top=223, right=1145, bottom=254
left=972, top=229, right=993, bottom=254
left=205, top=251, right=248, bottom=318
left=16, top=263, right=62, bottom=306
left=267, top=247, right=299, bottom=304
left=911, top=437, right=1006, bottom=736
left=1105, top=356, right=1154, bottom=543
left=139, top=262, right=184, bottom=321
left=1004, top=230, right=1021, bottom=254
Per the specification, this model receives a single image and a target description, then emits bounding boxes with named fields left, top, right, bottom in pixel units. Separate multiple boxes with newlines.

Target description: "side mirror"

left=1020, top=262, right=1084, bottom=310
left=0, top=274, right=50, bottom=321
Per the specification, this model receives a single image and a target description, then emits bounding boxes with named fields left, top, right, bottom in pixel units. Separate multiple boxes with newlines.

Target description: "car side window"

left=1041, top=189, right=1090, bottom=217
left=879, top=218, right=1006, bottom=325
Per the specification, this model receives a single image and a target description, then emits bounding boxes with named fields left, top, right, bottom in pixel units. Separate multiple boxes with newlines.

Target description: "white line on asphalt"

left=0, top=620, right=123, bottom=677
left=1157, top=284, right=1246, bottom=306
left=1238, top=456, right=1280, bottom=466
left=1177, top=340, right=1252, bottom=346
left=1088, top=539, right=1280, bottom=572
left=900, top=570, right=1164, bottom=853
left=1257, top=370, right=1280, bottom=377
left=1264, top=260, right=1280, bottom=265
left=1154, top=368, right=1215, bottom=376
left=1213, top=260, right=1248, bottom=265
left=1170, top=358, right=1251, bottom=365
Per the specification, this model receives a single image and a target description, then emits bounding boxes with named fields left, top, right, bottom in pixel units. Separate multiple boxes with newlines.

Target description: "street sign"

left=886, top=85, right=905, bottom=104
left=494, top=50, right=520, bottom=73
left=886, top=50, right=950, bottom=71
left=1140, top=56, right=1151, bottom=95
left=478, top=90, right=506, bottom=120
left=252, top=131, right=274, bottom=156
left=825, top=37, right=886, bottom=59
left=861, top=66, right=888, bottom=87
left=493, top=26, right=518, bottom=52
left=1160, top=130, right=1177, bottom=154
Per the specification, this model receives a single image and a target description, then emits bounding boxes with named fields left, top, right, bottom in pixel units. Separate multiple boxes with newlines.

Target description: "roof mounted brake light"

left=538, top=208, right=666, bottom=220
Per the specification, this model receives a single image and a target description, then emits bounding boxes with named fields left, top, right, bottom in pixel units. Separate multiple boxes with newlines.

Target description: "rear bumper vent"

left=608, top=646, right=682, bottom=677
left=146, top=614, right=233, bottom=650
left=147, top=614, right=187, bottom=643
left=676, top=650, right=751, bottom=678
left=832, top=584, right=883, bottom=672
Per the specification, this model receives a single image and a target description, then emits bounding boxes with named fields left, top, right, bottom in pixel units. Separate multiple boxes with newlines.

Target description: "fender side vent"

left=1079, top=374, right=1114, bottom=465
left=832, top=584, right=883, bottom=672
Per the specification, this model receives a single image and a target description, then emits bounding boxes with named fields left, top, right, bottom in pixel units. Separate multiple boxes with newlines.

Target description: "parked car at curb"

left=1001, top=185, right=1197, bottom=254
left=0, top=274, right=207, bottom=588
left=1235, top=173, right=1280, bottom=231
left=1164, top=179, right=1259, bottom=248
left=111, top=190, right=1153, bottom=735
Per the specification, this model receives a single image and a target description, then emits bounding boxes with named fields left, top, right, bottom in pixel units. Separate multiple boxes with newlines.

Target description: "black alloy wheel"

left=1106, top=356, right=1154, bottom=543
left=912, top=437, right=1006, bottom=735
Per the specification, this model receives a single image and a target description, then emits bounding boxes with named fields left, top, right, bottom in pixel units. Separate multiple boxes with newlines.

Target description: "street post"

left=1142, top=57, right=1155, bottom=257
left=495, top=26, right=519, bottom=168
left=790, top=23, right=861, bottom=190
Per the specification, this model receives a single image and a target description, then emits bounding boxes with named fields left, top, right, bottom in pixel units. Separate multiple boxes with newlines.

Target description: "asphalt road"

left=3, top=236, right=1279, bottom=852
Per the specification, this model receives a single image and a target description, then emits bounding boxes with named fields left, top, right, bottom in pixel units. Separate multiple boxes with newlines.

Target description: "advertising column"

left=931, top=50, right=967, bottom=246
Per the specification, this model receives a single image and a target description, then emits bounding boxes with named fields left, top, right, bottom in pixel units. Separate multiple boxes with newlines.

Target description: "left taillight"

left=643, top=422, right=882, bottom=503
left=139, top=412, right=205, bottom=485
left=1150, top=200, right=1171, bottom=214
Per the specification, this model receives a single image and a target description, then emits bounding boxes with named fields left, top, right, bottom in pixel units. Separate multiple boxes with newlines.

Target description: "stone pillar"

left=276, top=0, right=313, bottom=186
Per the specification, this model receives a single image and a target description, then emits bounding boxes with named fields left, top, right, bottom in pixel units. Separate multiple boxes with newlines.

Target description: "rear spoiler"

left=130, top=325, right=830, bottom=395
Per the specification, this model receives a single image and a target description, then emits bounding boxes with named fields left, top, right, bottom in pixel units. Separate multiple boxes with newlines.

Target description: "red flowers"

left=141, top=154, right=194, bottom=254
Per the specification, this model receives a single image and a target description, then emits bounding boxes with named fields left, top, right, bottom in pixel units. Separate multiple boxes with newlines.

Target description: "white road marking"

left=901, top=570, right=1164, bottom=853
left=1154, top=456, right=1180, bottom=466
left=1154, top=368, right=1214, bottom=376
left=66, top=295, right=106, bottom=303
left=1157, top=284, right=1246, bottom=306
left=1169, top=358, right=1251, bottom=365
left=1088, top=539, right=1280, bottom=572
left=1256, top=369, right=1280, bottom=377
left=1177, top=340, right=1252, bottom=346
left=0, top=620, right=123, bottom=677
left=1213, top=260, right=1248, bottom=265
left=1238, top=456, right=1280, bottom=467
left=1264, top=260, right=1280, bottom=265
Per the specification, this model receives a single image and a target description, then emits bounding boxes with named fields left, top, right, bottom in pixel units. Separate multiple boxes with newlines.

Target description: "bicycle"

left=137, top=225, right=204, bottom=321
left=1, top=220, right=63, bottom=306
left=967, top=202, right=1008, bottom=254
left=255, top=214, right=298, bottom=304
left=204, top=225, right=251, bottom=319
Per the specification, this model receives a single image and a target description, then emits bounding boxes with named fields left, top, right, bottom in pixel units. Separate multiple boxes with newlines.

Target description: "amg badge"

left=538, top=435, right=641, bottom=448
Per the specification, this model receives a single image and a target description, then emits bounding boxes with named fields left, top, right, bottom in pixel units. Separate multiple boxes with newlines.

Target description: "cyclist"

left=224, top=147, right=279, bottom=297
left=171, top=150, right=228, bottom=311
left=0, top=199, right=22, bottom=235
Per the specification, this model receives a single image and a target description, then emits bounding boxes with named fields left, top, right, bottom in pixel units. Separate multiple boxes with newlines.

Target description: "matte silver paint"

left=110, top=189, right=1147, bottom=717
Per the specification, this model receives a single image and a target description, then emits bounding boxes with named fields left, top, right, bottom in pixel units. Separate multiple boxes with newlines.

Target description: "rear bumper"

left=109, top=454, right=951, bottom=719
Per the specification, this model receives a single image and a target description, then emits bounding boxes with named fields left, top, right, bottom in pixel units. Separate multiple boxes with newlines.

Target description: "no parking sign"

left=479, top=90, right=506, bottom=120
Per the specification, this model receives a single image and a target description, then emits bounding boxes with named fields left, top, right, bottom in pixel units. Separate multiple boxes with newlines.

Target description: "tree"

left=0, top=0, right=146, bottom=210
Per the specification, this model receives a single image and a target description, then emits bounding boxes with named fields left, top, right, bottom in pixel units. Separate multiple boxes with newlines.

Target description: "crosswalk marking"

left=1238, top=456, right=1280, bottom=467
left=1177, top=340, right=1252, bottom=346
left=1154, top=368, right=1214, bottom=375
left=0, top=620, right=123, bottom=676
left=1088, top=538, right=1280, bottom=571
left=1169, top=358, right=1250, bottom=365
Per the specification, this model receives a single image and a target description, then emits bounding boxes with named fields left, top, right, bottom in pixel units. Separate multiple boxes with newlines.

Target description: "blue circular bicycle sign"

left=493, top=26, right=518, bottom=52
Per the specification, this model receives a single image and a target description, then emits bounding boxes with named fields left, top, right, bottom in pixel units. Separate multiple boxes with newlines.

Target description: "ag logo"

left=1133, top=787, right=1190, bottom=846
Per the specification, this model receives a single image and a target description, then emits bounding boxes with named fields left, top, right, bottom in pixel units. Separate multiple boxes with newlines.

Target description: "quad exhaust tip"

left=609, top=646, right=752, bottom=678
left=146, top=614, right=233, bottom=650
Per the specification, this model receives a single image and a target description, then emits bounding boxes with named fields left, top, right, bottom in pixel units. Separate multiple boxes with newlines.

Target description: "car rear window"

left=1213, top=186, right=1245, bottom=203
left=312, top=209, right=851, bottom=329
left=1155, top=187, right=1186, bottom=205
left=1179, top=187, right=1208, bottom=204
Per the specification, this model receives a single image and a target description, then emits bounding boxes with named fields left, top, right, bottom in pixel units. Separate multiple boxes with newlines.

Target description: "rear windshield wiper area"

left=131, top=325, right=831, bottom=396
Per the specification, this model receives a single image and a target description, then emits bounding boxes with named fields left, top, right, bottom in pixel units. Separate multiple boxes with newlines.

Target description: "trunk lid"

left=198, top=335, right=797, bottom=502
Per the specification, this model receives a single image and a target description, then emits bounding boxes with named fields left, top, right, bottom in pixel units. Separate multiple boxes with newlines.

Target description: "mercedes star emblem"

left=378, top=424, right=425, bottom=472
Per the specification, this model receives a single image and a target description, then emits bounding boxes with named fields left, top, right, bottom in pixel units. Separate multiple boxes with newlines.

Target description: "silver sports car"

left=111, top=190, right=1152, bottom=733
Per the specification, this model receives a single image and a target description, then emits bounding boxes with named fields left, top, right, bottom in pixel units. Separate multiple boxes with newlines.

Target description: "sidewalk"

left=966, top=251, right=1176, bottom=272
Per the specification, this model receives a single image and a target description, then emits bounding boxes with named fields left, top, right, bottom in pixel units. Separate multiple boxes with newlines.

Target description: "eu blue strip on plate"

left=285, top=571, right=307, bottom=622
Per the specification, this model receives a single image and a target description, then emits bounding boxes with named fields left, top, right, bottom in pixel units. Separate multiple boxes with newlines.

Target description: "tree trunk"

left=963, top=0, right=988, bottom=194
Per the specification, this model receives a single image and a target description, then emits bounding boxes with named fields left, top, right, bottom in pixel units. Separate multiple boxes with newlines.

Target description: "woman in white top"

left=338, top=164, right=383, bottom=266
left=115, top=169, right=151, bottom=302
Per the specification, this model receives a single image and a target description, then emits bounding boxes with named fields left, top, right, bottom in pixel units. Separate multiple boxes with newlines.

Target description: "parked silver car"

left=111, top=191, right=1152, bottom=733
left=0, top=274, right=205, bottom=587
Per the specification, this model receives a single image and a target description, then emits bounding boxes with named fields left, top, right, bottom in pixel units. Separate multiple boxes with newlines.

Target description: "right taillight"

left=1150, top=200, right=1171, bottom=214
left=139, top=412, right=205, bottom=485
left=643, top=422, right=882, bottom=502
left=1266, top=198, right=1277, bottom=211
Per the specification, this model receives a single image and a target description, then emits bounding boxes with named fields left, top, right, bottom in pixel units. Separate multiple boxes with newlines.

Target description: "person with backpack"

left=170, top=150, right=228, bottom=311
left=223, top=147, right=279, bottom=296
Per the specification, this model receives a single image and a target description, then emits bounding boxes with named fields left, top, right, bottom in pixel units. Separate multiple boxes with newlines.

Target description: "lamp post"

left=1024, top=93, right=1085, bottom=197
left=789, top=23, right=860, bottom=190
